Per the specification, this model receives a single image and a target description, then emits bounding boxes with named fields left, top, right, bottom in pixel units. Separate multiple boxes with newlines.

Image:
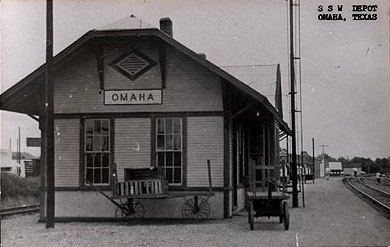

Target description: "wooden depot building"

left=0, top=16, right=291, bottom=221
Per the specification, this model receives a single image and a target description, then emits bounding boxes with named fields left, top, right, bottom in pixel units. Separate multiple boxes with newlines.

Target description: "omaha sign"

left=104, top=90, right=162, bottom=105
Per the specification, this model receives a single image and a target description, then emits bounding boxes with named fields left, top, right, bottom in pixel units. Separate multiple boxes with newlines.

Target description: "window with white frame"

left=84, top=119, right=110, bottom=185
left=156, top=118, right=182, bottom=185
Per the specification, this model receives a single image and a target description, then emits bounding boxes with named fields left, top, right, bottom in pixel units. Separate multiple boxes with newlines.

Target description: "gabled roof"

left=222, top=64, right=282, bottom=113
left=329, top=162, right=343, bottom=171
left=0, top=18, right=291, bottom=135
left=343, top=163, right=362, bottom=169
left=97, top=15, right=153, bottom=31
left=12, top=152, right=38, bottom=160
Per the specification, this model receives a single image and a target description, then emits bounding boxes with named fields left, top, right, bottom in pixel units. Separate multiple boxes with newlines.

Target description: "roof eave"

left=0, top=28, right=291, bottom=135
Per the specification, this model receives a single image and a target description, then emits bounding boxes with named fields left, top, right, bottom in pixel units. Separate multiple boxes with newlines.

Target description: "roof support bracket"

left=96, top=45, right=105, bottom=90
left=28, top=114, right=39, bottom=122
left=231, top=101, right=255, bottom=120
left=36, top=84, right=45, bottom=116
left=159, top=44, right=166, bottom=88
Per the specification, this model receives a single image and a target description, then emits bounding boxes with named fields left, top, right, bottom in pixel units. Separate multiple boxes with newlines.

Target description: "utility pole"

left=45, top=0, right=55, bottom=229
left=16, top=139, right=19, bottom=163
left=344, top=155, right=351, bottom=162
left=289, top=0, right=298, bottom=208
left=312, top=138, right=315, bottom=177
left=18, top=127, right=21, bottom=164
left=319, top=144, right=328, bottom=158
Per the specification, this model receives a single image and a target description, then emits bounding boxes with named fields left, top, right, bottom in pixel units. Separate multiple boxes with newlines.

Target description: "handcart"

left=87, top=160, right=214, bottom=222
left=246, top=163, right=290, bottom=230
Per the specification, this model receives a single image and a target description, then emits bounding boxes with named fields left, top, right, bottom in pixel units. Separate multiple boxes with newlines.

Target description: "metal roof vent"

left=110, top=50, right=157, bottom=80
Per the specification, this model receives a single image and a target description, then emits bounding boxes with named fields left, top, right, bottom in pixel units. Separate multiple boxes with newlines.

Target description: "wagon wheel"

left=115, top=199, right=145, bottom=222
left=182, top=196, right=210, bottom=219
left=248, top=201, right=254, bottom=230
left=279, top=201, right=284, bottom=223
left=282, top=200, right=289, bottom=230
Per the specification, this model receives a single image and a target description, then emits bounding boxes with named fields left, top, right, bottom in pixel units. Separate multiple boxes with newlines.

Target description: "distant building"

left=12, top=152, right=40, bottom=177
left=279, top=150, right=319, bottom=180
left=1, top=149, right=26, bottom=177
left=328, top=162, right=342, bottom=176
left=314, top=158, right=324, bottom=178
left=343, top=163, right=362, bottom=176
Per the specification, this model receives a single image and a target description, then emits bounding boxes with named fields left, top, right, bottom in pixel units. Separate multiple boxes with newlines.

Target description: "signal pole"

left=289, top=0, right=298, bottom=208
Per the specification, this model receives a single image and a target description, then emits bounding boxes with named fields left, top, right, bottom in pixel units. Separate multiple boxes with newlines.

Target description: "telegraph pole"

left=45, top=0, right=55, bottom=228
left=312, top=138, right=315, bottom=177
left=344, top=155, right=351, bottom=162
left=319, top=144, right=329, bottom=157
left=18, top=127, right=21, bottom=164
left=289, top=0, right=298, bottom=208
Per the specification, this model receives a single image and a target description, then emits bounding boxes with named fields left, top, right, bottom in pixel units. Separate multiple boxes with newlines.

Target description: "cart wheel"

left=116, top=199, right=145, bottom=222
left=248, top=202, right=254, bottom=230
left=282, top=200, right=289, bottom=230
left=279, top=201, right=284, bottom=223
left=182, top=196, right=210, bottom=219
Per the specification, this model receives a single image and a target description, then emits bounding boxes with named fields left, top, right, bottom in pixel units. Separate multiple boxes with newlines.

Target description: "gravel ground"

left=363, top=177, right=390, bottom=193
left=2, top=177, right=390, bottom=247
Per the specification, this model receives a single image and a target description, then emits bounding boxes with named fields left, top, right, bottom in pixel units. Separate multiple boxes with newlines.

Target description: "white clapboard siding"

left=187, top=116, right=224, bottom=187
left=115, top=118, right=151, bottom=181
left=54, top=46, right=102, bottom=114
left=54, top=119, right=80, bottom=187
left=53, top=44, right=223, bottom=114
left=162, top=47, right=223, bottom=112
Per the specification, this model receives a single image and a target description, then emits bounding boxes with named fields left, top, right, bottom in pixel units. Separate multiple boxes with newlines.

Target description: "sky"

left=1, top=0, right=389, bottom=159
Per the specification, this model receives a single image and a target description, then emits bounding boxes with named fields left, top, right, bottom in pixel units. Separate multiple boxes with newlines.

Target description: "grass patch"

left=1, top=173, right=40, bottom=208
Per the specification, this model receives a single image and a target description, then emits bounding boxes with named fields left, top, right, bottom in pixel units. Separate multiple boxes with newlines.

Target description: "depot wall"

left=47, top=40, right=229, bottom=220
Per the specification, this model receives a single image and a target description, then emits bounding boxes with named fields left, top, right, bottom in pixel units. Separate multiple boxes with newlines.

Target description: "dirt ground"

left=2, top=178, right=390, bottom=247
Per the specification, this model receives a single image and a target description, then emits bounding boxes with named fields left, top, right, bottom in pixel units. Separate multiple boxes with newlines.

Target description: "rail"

left=358, top=178, right=390, bottom=197
left=0, top=204, right=40, bottom=217
left=343, top=177, right=390, bottom=215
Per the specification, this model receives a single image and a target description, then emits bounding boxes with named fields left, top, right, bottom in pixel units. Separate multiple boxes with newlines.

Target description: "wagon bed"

left=88, top=160, right=214, bottom=221
left=247, top=188, right=290, bottom=230
left=113, top=179, right=214, bottom=200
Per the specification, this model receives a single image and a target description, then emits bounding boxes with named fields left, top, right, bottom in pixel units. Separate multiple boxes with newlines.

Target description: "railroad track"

left=0, top=204, right=40, bottom=217
left=343, top=177, right=390, bottom=216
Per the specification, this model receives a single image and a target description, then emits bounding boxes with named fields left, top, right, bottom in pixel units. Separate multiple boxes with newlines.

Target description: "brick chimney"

left=160, top=17, right=173, bottom=36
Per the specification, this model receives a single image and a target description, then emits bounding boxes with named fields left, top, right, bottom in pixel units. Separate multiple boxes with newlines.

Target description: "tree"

left=337, top=157, right=350, bottom=164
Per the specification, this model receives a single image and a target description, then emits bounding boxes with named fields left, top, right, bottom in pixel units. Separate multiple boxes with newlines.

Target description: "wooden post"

left=289, top=0, right=299, bottom=208
left=45, top=0, right=55, bottom=228
left=312, top=138, right=315, bottom=179
left=18, top=127, right=21, bottom=164
left=39, top=119, right=46, bottom=222
left=207, top=160, right=212, bottom=193
left=221, top=80, right=231, bottom=218
left=301, top=151, right=305, bottom=208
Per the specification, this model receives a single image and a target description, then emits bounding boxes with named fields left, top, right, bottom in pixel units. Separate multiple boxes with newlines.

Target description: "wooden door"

left=249, top=125, right=266, bottom=191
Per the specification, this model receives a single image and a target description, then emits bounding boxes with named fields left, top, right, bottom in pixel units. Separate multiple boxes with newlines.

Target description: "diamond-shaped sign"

left=110, top=50, right=157, bottom=81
